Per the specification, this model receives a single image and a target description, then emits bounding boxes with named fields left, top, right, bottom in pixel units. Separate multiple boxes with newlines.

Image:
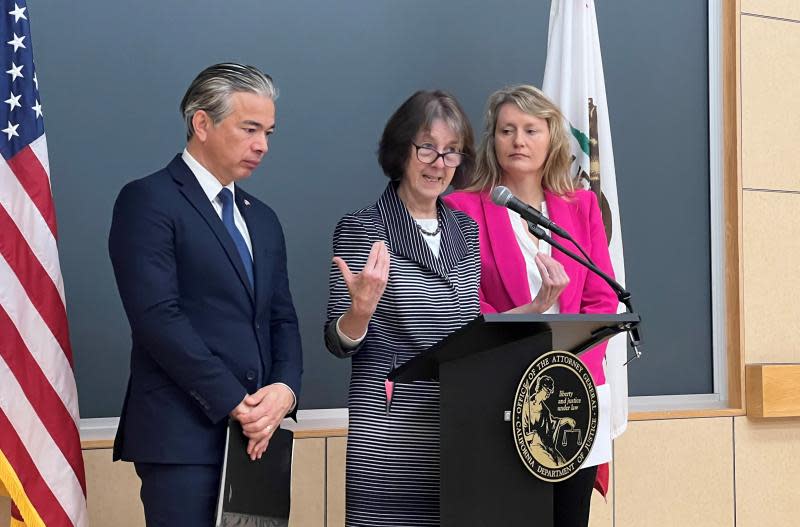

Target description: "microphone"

left=491, top=186, right=570, bottom=239
left=491, top=186, right=643, bottom=362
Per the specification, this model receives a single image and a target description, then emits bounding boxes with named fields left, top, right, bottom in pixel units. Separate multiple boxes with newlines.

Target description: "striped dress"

left=325, top=183, right=480, bottom=526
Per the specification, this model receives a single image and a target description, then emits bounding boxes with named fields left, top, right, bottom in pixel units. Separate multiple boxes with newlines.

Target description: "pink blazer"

left=444, top=189, right=618, bottom=385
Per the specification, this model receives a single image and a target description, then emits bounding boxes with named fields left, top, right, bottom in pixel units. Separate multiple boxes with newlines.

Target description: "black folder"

left=215, top=419, right=294, bottom=527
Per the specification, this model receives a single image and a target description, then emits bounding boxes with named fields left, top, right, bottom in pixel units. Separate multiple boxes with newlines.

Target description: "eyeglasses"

left=412, top=142, right=466, bottom=168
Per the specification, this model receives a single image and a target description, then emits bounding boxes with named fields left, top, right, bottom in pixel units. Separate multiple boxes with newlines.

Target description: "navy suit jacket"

left=109, top=154, right=302, bottom=465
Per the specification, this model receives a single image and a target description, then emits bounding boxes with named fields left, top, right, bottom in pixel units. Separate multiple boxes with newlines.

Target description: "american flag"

left=0, top=2, right=87, bottom=526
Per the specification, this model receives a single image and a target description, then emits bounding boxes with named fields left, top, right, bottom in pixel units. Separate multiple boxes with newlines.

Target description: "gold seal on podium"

left=511, top=350, right=598, bottom=482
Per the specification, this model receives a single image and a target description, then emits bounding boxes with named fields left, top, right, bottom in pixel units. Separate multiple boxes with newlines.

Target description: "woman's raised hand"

left=333, top=241, right=390, bottom=338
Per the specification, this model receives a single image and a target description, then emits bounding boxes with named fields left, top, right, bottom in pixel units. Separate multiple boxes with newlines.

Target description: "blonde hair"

left=464, top=85, right=575, bottom=196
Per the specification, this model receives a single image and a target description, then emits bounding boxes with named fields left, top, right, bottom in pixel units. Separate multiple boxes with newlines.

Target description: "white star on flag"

left=8, top=3, right=26, bottom=22
left=33, top=71, right=38, bottom=90
left=32, top=100, right=42, bottom=118
left=6, top=62, right=23, bottom=81
left=4, top=91, right=21, bottom=111
left=2, top=120, right=19, bottom=140
left=7, top=33, right=26, bottom=53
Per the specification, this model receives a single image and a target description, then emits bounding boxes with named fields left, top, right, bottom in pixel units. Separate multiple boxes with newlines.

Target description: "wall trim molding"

left=80, top=408, right=350, bottom=447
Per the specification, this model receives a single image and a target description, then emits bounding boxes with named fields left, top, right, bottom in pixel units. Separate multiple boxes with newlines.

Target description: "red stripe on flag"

left=0, top=307, right=87, bottom=494
left=6, top=148, right=58, bottom=239
left=0, top=410, right=73, bottom=527
left=11, top=502, right=23, bottom=521
left=0, top=206, right=73, bottom=365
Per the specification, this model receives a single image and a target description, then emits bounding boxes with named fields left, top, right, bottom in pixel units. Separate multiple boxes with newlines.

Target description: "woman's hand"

left=334, top=241, right=390, bottom=339
left=507, top=253, right=569, bottom=314
left=529, top=253, right=569, bottom=312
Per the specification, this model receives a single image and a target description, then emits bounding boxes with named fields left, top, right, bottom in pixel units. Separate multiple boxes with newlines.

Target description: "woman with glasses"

left=325, top=90, right=478, bottom=526
left=444, top=85, right=617, bottom=527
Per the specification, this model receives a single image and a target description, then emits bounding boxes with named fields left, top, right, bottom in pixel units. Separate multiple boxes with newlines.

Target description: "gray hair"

left=180, top=63, right=278, bottom=140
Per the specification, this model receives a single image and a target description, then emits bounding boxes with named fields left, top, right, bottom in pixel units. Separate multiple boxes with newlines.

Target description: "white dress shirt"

left=182, top=149, right=253, bottom=257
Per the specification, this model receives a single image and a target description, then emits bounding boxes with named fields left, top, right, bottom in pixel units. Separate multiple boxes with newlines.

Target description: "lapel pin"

left=243, top=199, right=251, bottom=207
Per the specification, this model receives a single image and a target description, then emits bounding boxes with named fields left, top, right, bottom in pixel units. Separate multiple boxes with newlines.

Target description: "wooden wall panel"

left=741, top=15, right=800, bottom=191
left=614, top=418, right=734, bottom=527
left=746, top=364, right=800, bottom=417
left=83, top=449, right=144, bottom=527
left=6, top=415, right=800, bottom=527
left=326, top=437, right=346, bottom=527
left=2, top=438, right=330, bottom=527
left=742, top=0, right=800, bottom=20
left=742, top=191, right=800, bottom=364
left=724, top=0, right=746, bottom=411
left=289, top=438, right=326, bottom=527
left=734, top=416, right=800, bottom=526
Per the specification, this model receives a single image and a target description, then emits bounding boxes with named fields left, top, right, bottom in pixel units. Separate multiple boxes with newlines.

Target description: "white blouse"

left=506, top=205, right=560, bottom=314
left=414, top=218, right=441, bottom=258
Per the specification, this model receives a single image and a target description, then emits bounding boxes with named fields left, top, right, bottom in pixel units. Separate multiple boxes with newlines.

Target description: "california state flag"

left=542, top=0, right=629, bottom=439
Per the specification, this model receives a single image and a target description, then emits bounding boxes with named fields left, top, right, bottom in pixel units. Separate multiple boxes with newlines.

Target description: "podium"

left=389, top=313, right=639, bottom=527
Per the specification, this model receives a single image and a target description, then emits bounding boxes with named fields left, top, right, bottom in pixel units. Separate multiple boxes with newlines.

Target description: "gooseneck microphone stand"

left=526, top=221, right=642, bottom=365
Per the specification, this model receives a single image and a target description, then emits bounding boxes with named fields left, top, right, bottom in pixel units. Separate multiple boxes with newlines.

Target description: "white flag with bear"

left=542, top=0, right=629, bottom=438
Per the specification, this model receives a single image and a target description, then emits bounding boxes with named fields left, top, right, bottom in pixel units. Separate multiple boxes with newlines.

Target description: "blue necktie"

left=218, top=188, right=254, bottom=288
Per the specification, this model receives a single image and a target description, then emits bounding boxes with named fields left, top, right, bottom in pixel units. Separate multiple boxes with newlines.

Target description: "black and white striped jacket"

left=324, top=183, right=480, bottom=526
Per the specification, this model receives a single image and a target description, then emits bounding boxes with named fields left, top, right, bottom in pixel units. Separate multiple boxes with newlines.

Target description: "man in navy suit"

left=109, top=63, right=303, bottom=526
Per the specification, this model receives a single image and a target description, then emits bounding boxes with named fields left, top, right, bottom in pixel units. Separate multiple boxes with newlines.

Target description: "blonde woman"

left=444, top=85, right=617, bottom=527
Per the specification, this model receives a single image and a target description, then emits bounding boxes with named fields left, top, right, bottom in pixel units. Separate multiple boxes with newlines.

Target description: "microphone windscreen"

left=491, top=185, right=513, bottom=207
